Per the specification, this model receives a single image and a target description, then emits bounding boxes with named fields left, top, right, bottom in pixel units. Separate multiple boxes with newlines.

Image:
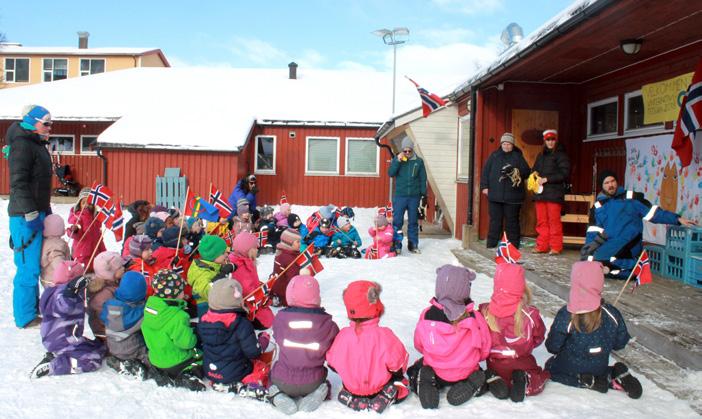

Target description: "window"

left=4, top=58, right=30, bottom=83
left=254, top=135, right=276, bottom=173
left=457, top=116, right=470, bottom=179
left=587, top=97, right=618, bottom=138
left=80, top=135, right=98, bottom=154
left=48, top=136, right=75, bottom=154
left=624, top=90, right=664, bottom=133
left=80, top=58, right=105, bottom=76
left=42, top=58, right=68, bottom=82
left=346, top=137, right=378, bottom=175
left=306, top=137, right=339, bottom=174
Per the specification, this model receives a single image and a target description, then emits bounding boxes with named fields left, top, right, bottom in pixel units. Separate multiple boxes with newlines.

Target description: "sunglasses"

left=403, top=149, right=413, bottom=154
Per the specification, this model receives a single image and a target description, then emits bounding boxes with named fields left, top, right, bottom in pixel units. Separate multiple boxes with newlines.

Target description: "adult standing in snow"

left=7, top=105, right=54, bottom=328
left=388, top=137, right=427, bottom=254
left=531, top=129, right=570, bottom=255
left=480, top=133, right=531, bottom=249
left=228, top=174, right=259, bottom=222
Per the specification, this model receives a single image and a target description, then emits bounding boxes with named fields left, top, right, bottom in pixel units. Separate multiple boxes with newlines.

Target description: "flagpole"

left=84, top=227, right=107, bottom=272
left=75, top=207, right=102, bottom=246
left=69, top=179, right=95, bottom=231
left=613, top=250, right=646, bottom=307
left=242, top=245, right=312, bottom=301
left=174, top=186, right=190, bottom=255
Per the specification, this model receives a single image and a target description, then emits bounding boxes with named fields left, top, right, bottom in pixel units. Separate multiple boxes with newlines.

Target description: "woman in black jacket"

left=480, top=133, right=531, bottom=248
left=531, top=129, right=571, bottom=254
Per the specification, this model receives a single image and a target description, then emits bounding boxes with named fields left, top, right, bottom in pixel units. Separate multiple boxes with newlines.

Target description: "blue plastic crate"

left=665, top=225, right=702, bottom=257
left=644, top=244, right=665, bottom=275
left=686, top=256, right=702, bottom=288
left=663, top=251, right=685, bottom=282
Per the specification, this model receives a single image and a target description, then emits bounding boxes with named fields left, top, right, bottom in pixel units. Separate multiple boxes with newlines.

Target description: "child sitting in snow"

left=268, top=275, right=339, bottom=415
left=270, top=228, right=302, bottom=307
left=232, top=199, right=255, bottom=235
left=326, top=281, right=409, bottom=413
left=152, top=226, right=192, bottom=275
left=229, top=232, right=274, bottom=329
left=411, top=265, right=491, bottom=409
left=127, top=234, right=158, bottom=291
left=143, top=216, right=165, bottom=245
left=256, top=205, right=277, bottom=254
left=480, top=263, right=550, bottom=402
left=274, top=203, right=291, bottom=228
left=101, top=271, right=150, bottom=380
left=185, top=217, right=204, bottom=258
left=122, top=221, right=146, bottom=258
left=31, top=260, right=106, bottom=379
left=197, top=278, right=270, bottom=400
left=142, top=269, right=205, bottom=391
left=365, top=214, right=396, bottom=259
left=187, top=235, right=234, bottom=317
left=40, top=214, right=70, bottom=288
left=545, top=261, right=642, bottom=399
left=66, top=188, right=105, bottom=271
left=328, top=215, right=362, bottom=259
left=288, top=213, right=309, bottom=252
left=88, top=251, right=128, bottom=339
left=304, top=218, right=334, bottom=256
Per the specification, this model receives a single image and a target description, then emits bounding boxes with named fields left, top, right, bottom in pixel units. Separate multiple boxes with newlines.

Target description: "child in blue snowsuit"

left=329, top=216, right=362, bottom=258
left=304, top=218, right=333, bottom=255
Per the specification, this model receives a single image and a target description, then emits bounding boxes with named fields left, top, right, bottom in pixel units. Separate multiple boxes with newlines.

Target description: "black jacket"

left=124, top=200, right=150, bottom=240
left=532, top=144, right=571, bottom=203
left=7, top=122, right=53, bottom=216
left=480, top=147, right=531, bottom=204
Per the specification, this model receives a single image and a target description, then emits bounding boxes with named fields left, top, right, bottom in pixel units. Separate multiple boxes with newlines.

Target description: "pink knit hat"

left=568, top=261, right=604, bottom=314
left=93, top=251, right=127, bottom=281
left=231, top=231, right=258, bottom=257
left=53, top=260, right=85, bottom=286
left=43, top=214, right=65, bottom=238
left=286, top=275, right=321, bottom=308
left=280, top=203, right=291, bottom=214
left=489, top=263, right=526, bottom=318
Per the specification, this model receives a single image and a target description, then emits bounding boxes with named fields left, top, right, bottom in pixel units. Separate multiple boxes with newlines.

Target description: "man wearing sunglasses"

left=228, top=174, right=260, bottom=222
left=388, top=137, right=427, bottom=254
left=6, top=105, right=54, bottom=328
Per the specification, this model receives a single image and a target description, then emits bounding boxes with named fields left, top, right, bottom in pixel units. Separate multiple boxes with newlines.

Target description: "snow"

left=0, top=45, right=161, bottom=56
left=0, top=200, right=698, bottom=418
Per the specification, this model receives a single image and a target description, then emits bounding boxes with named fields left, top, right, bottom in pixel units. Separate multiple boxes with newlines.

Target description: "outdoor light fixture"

left=620, top=39, right=643, bottom=55
left=372, top=27, right=410, bottom=114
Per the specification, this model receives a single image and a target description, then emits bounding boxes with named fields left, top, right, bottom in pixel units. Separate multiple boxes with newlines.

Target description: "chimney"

left=77, top=31, right=90, bottom=49
left=288, top=62, right=298, bottom=80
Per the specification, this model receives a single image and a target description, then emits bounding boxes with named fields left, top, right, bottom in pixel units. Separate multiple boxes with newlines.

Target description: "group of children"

left=29, top=191, right=644, bottom=414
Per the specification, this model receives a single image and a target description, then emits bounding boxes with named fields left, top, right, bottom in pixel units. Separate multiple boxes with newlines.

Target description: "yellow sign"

left=642, top=72, right=693, bottom=124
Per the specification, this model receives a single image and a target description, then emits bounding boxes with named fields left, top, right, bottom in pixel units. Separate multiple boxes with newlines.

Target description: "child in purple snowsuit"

left=31, top=260, right=106, bottom=378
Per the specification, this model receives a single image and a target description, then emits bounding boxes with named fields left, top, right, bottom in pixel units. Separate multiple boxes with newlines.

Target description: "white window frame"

left=48, top=134, right=76, bottom=155
left=457, top=115, right=471, bottom=181
left=254, top=135, right=276, bottom=174
left=80, top=135, right=98, bottom=155
left=42, top=57, right=69, bottom=82
left=3, top=57, right=31, bottom=83
left=623, top=90, right=665, bottom=135
left=587, top=96, right=619, bottom=140
left=345, top=137, right=379, bottom=176
left=79, top=58, right=106, bottom=76
left=305, top=136, right=340, bottom=175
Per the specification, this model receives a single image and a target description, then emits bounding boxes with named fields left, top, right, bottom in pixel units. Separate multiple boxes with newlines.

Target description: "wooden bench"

left=561, top=194, right=595, bottom=245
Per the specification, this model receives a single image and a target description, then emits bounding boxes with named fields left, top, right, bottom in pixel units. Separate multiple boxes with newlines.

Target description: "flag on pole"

left=296, top=245, right=324, bottom=274
left=183, top=189, right=220, bottom=222
left=385, top=201, right=394, bottom=218
left=406, top=77, right=447, bottom=117
left=88, top=181, right=114, bottom=208
left=255, top=230, right=268, bottom=248
left=366, top=246, right=379, bottom=260
left=495, top=232, right=521, bottom=264
left=672, top=58, right=702, bottom=168
left=106, top=199, right=125, bottom=242
left=306, top=211, right=322, bottom=232
left=632, top=250, right=653, bottom=289
left=280, top=191, right=288, bottom=205
left=209, top=184, right=233, bottom=218
left=96, top=199, right=114, bottom=225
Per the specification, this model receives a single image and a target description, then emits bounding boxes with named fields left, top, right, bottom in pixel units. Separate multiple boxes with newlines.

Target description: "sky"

left=0, top=0, right=574, bottom=93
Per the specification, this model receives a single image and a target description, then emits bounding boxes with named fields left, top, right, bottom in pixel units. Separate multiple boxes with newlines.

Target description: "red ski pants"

left=487, top=355, right=550, bottom=396
left=535, top=201, right=563, bottom=252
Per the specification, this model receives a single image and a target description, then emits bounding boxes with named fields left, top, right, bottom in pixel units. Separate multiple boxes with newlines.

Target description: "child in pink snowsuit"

left=479, top=263, right=550, bottom=402
left=228, top=231, right=274, bottom=329
left=326, top=281, right=409, bottom=413
left=365, top=215, right=396, bottom=259
left=40, top=214, right=70, bottom=288
left=411, top=265, right=491, bottom=409
left=66, top=188, right=105, bottom=271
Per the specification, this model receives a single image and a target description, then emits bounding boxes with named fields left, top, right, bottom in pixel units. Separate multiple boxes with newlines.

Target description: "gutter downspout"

left=97, top=147, right=108, bottom=185
left=468, top=87, right=477, bottom=226
left=374, top=133, right=396, bottom=202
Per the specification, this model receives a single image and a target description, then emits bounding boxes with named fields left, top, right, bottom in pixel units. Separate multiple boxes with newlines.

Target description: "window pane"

left=308, top=138, right=337, bottom=172
left=80, top=59, right=90, bottom=72
left=43, top=60, right=52, bottom=71
left=626, top=95, right=658, bottom=130
left=5, top=70, right=14, bottom=82
left=256, top=136, right=274, bottom=171
left=458, top=118, right=470, bottom=176
left=15, top=59, right=29, bottom=82
left=347, top=139, right=377, bottom=173
left=48, top=136, right=74, bottom=153
left=589, top=101, right=617, bottom=135
left=5, top=59, right=14, bottom=70
left=81, top=136, right=98, bottom=153
left=44, top=72, right=52, bottom=82
left=91, top=60, right=105, bottom=74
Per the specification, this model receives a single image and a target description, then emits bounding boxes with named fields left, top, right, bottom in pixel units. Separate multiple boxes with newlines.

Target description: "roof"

left=0, top=45, right=163, bottom=56
left=0, top=66, right=423, bottom=151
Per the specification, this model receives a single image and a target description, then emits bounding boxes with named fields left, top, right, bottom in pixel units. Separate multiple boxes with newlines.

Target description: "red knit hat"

left=488, top=263, right=526, bottom=318
left=343, top=280, right=384, bottom=319
left=543, top=129, right=558, bottom=140
left=568, top=261, right=604, bottom=314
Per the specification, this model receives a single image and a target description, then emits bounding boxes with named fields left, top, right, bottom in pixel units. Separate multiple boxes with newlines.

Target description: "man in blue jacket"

left=388, top=137, right=427, bottom=254
left=582, top=169, right=696, bottom=279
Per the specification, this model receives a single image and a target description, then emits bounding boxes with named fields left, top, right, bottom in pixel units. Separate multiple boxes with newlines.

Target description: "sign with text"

left=642, top=72, right=693, bottom=124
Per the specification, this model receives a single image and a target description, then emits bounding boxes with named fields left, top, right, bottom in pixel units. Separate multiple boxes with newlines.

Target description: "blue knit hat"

left=144, top=216, right=165, bottom=239
left=161, top=226, right=181, bottom=248
left=21, top=105, right=50, bottom=131
left=115, top=271, right=147, bottom=303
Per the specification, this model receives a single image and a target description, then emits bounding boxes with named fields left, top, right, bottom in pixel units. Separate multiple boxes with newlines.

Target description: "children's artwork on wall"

left=625, top=134, right=702, bottom=244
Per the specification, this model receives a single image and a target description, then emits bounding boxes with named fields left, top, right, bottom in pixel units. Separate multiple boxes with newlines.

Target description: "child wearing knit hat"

left=229, top=231, right=274, bottom=329
left=31, top=260, right=106, bottom=379
left=274, top=203, right=292, bottom=228
left=231, top=198, right=254, bottom=236
left=197, top=278, right=270, bottom=400
left=303, top=217, right=334, bottom=256
left=326, top=280, right=409, bottom=413
left=187, top=234, right=234, bottom=317
left=268, top=275, right=339, bottom=414
left=364, top=212, right=396, bottom=259
left=270, top=228, right=302, bottom=307
left=328, top=215, right=362, bottom=259
left=126, top=234, right=158, bottom=293
left=545, top=261, right=642, bottom=399
left=66, top=188, right=105, bottom=271
left=411, top=265, right=490, bottom=409
left=87, top=251, right=128, bottom=339
left=479, top=263, right=549, bottom=402
left=40, top=214, right=71, bottom=287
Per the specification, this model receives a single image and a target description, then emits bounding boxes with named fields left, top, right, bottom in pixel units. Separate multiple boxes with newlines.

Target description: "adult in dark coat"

left=228, top=174, right=259, bottom=221
left=7, top=105, right=54, bottom=328
left=480, top=133, right=531, bottom=249
left=124, top=200, right=151, bottom=241
left=532, top=129, right=571, bottom=254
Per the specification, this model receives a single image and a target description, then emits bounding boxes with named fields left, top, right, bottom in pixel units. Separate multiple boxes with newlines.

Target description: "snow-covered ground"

left=0, top=200, right=697, bottom=418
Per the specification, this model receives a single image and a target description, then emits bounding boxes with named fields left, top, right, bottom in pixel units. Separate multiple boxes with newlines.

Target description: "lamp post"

left=372, top=27, right=409, bottom=114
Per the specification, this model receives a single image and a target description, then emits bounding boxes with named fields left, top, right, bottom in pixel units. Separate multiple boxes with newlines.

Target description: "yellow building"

left=0, top=32, right=169, bottom=87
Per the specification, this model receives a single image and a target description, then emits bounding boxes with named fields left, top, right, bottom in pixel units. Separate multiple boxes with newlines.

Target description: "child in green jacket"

left=187, top=235, right=235, bottom=317
left=142, top=269, right=205, bottom=391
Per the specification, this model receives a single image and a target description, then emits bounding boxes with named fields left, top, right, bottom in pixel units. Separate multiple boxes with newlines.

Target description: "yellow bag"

left=527, top=172, right=542, bottom=194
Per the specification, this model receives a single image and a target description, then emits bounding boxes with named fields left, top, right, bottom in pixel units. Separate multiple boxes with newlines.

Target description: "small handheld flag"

left=296, top=245, right=325, bottom=274
left=88, top=181, right=114, bottom=208
left=209, top=184, right=233, bottom=218
left=495, top=232, right=521, bottom=264
left=184, top=189, right=220, bottom=222
left=631, top=250, right=653, bottom=289
left=255, top=230, right=269, bottom=248
left=107, top=200, right=125, bottom=242
left=280, top=191, right=288, bottom=205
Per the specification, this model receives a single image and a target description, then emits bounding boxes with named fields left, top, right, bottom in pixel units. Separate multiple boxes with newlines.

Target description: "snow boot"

left=29, top=352, right=54, bottom=379
left=349, top=246, right=362, bottom=259
left=338, top=388, right=370, bottom=411
left=446, top=369, right=486, bottom=406
left=268, top=385, right=298, bottom=414
left=485, top=369, right=509, bottom=399
left=579, top=373, right=609, bottom=393
left=408, top=242, right=421, bottom=254
left=213, top=382, right=268, bottom=401
left=175, top=373, right=205, bottom=392
left=298, top=382, right=329, bottom=412
left=106, top=356, right=148, bottom=380
left=510, top=370, right=528, bottom=402
left=612, top=362, right=642, bottom=399
left=417, top=366, right=440, bottom=409
left=370, top=381, right=398, bottom=413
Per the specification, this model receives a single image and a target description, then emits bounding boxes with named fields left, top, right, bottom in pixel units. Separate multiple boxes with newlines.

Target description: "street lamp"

left=372, top=27, right=409, bottom=114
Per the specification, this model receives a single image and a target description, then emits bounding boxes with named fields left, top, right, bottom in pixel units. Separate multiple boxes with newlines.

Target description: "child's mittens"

left=63, top=276, right=90, bottom=298
left=257, top=332, right=270, bottom=351
left=183, top=244, right=193, bottom=255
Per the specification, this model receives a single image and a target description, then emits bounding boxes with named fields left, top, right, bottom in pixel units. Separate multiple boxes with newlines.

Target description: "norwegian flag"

left=243, top=273, right=279, bottom=319
left=385, top=201, right=393, bottom=218
left=296, top=245, right=324, bottom=275
left=172, top=259, right=185, bottom=278
left=209, top=184, right=233, bottom=218
left=632, top=250, right=653, bottom=289
left=89, top=181, right=114, bottom=208
left=96, top=199, right=114, bottom=225
left=280, top=191, right=288, bottom=205
left=377, top=207, right=387, bottom=218
left=106, top=199, right=125, bottom=242
left=407, top=77, right=447, bottom=117
left=495, top=233, right=521, bottom=264
left=672, top=58, right=702, bottom=167
left=306, top=211, right=322, bottom=232
left=255, top=230, right=269, bottom=248
left=365, top=246, right=379, bottom=260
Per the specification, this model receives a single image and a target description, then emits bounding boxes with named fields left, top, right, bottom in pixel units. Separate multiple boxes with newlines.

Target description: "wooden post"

left=613, top=251, right=646, bottom=306
left=84, top=227, right=107, bottom=272
left=175, top=186, right=190, bottom=255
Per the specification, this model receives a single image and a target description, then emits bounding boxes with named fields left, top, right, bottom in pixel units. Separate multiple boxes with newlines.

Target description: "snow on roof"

left=0, top=66, right=426, bottom=151
left=0, top=45, right=161, bottom=56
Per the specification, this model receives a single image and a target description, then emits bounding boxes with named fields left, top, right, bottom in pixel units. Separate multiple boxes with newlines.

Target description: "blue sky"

left=0, top=0, right=573, bottom=89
